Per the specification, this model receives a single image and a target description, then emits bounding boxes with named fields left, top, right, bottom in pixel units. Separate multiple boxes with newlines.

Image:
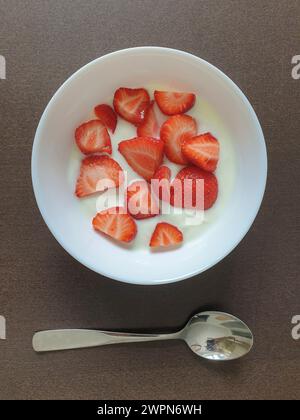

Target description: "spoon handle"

left=32, top=329, right=180, bottom=352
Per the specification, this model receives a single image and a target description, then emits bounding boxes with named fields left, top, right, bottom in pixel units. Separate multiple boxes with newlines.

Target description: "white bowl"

left=31, top=47, right=267, bottom=285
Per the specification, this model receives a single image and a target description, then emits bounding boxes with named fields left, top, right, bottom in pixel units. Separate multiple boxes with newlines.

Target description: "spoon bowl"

left=181, top=311, right=253, bottom=361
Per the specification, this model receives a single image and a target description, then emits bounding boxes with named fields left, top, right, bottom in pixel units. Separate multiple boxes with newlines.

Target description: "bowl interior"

left=32, top=47, right=267, bottom=284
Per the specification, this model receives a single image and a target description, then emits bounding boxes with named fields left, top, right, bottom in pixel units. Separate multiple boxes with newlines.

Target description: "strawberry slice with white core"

left=126, top=180, right=159, bottom=219
left=75, top=155, right=124, bottom=198
left=182, top=133, right=220, bottom=172
left=94, top=104, right=117, bottom=133
left=118, top=136, right=164, bottom=181
left=160, top=114, right=197, bottom=164
left=75, top=120, right=112, bottom=155
left=137, top=101, right=159, bottom=138
left=154, top=90, right=196, bottom=115
left=93, top=207, right=137, bottom=243
left=149, top=222, right=183, bottom=248
left=113, top=87, right=150, bottom=125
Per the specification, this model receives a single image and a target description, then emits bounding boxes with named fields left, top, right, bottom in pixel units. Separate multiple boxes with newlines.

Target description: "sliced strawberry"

left=94, top=104, right=117, bottom=133
left=151, top=165, right=171, bottom=201
left=152, top=165, right=171, bottom=182
left=118, top=136, right=164, bottom=181
left=113, top=87, right=150, bottom=125
left=182, top=133, right=219, bottom=172
left=75, top=120, right=112, bottom=155
left=126, top=180, right=159, bottom=220
left=137, top=101, right=159, bottom=138
left=170, top=166, right=218, bottom=210
left=149, top=222, right=183, bottom=248
left=154, top=90, right=195, bottom=115
left=75, top=155, right=123, bottom=198
left=160, top=115, right=197, bottom=164
left=93, top=207, right=137, bottom=243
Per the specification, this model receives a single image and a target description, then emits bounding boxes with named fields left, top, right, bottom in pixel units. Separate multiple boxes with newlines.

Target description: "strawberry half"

left=170, top=166, right=218, bottom=210
left=75, top=120, right=112, bottom=155
left=126, top=180, right=159, bottom=219
left=118, top=136, right=164, bottom=181
left=94, top=104, right=117, bottom=133
left=113, top=87, right=150, bottom=125
left=154, top=90, right=196, bottom=115
left=160, top=115, right=197, bottom=164
left=182, top=133, right=220, bottom=172
left=151, top=165, right=171, bottom=201
left=93, top=207, right=137, bottom=243
left=137, top=101, right=159, bottom=138
left=75, top=155, right=124, bottom=198
left=149, top=222, right=183, bottom=248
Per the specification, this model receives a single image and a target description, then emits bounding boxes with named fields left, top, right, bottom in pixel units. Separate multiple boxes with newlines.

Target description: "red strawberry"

left=149, top=222, right=183, bottom=248
left=75, top=155, right=124, bottom=198
left=75, top=120, right=112, bottom=155
left=118, top=136, right=164, bottom=181
left=182, top=133, right=219, bottom=172
left=151, top=165, right=171, bottom=201
left=154, top=90, right=195, bottom=115
left=113, top=87, right=150, bottom=125
left=152, top=165, right=171, bottom=182
left=170, top=166, right=218, bottom=210
left=126, top=180, right=159, bottom=220
left=94, top=104, right=117, bottom=133
left=93, top=207, right=137, bottom=243
left=137, top=101, right=159, bottom=138
left=160, top=115, right=197, bottom=164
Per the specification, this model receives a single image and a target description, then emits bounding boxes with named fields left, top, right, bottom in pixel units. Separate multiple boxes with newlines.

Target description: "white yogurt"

left=68, top=85, right=236, bottom=249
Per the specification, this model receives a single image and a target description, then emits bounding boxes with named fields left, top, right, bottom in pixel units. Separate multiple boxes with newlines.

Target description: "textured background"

left=0, top=0, right=299, bottom=400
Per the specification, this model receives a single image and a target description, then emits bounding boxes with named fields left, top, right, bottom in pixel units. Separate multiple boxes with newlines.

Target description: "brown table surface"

left=0, top=0, right=299, bottom=400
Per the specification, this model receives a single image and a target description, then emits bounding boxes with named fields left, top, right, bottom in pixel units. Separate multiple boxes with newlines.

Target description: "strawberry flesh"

left=154, top=90, right=196, bottom=115
left=137, top=101, right=159, bottom=138
left=113, top=87, right=150, bottom=125
left=126, top=180, right=159, bottom=219
left=93, top=207, right=137, bottom=243
left=149, top=222, right=183, bottom=248
left=75, top=155, right=124, bottom=198
left=170, top=166, right=218, bottom=210
left=160, top=115, right=197, bottom=164
left=75, top=120, right=112, bottom=155
left=118, top=136, right=164, bottom=181
left=182, top=132, right=219, bottom=172
left=151, top=165, right=171, bottom=201
left=94, top=104, right=117, bottom=133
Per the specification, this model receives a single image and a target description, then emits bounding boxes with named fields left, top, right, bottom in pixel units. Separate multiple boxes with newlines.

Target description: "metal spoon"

left=32, top=311, right=253, bottom=360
